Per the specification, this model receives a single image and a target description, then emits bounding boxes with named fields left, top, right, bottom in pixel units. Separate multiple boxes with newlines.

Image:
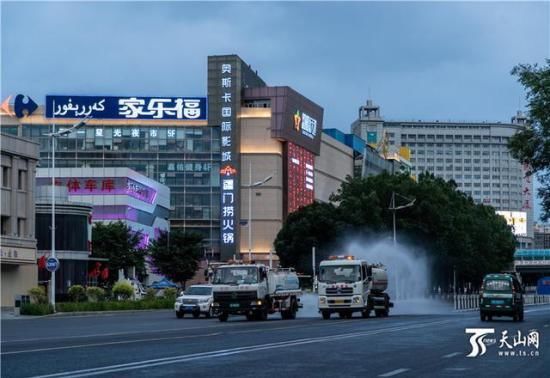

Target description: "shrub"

left=163, top=287, right=178, bottom=301
left=28, top=286, right=48, bottom=304
left=68, top=285, right=87, bottom=302
left=55, top=298, right=174, bottom=312
left=21, top=303, right=53, bottom=315
left=144, top=288, right=157, bottom=301
left=86, top=286, right=106, bottom=302
left=112, top=281, right=134, bottom=300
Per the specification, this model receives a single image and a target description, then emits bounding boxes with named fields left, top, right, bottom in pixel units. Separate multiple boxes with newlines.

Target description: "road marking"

left=28, top=320, right=451, bottom=378
left=445, top=368, right=470, bottom=371
left=442, top=352, right=461, bottom=358
left=378, top=368, right=410, bottom=377
left=1, top=332, right=222, bottom=355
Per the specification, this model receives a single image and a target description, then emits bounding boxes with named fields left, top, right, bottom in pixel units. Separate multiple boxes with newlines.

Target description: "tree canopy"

left=148, top=229, right=203, bottom=287
left=274, top=172, right=516, bottom=287
left=508, top=60, right=550, bottom=221
left=91, top=221, right=146, bottom=284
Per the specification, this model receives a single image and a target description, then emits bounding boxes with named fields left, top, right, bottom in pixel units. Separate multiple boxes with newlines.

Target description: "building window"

left=1, top=166, right=10, bottom=188
left=1, top=216, right=10, bottom=235
left=18, top=170, right=26, bottom=191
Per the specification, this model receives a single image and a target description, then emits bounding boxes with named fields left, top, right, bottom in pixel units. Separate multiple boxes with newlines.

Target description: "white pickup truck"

left=174, top=285, right=213, bottom=319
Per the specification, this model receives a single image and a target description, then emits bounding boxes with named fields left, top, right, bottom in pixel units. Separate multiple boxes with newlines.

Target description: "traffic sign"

left=46, top=257, right=60, bottom=272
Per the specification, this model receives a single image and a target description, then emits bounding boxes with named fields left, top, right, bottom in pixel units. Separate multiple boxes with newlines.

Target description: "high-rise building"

left=351, top=100, right=534, bottom=247
left=1, top=54, right=355, bottom=262
left=534, top=223, right=550, bottom=249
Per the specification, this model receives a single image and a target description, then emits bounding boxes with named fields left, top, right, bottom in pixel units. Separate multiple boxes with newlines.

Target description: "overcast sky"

left=2, top=1, right=549, bottom=219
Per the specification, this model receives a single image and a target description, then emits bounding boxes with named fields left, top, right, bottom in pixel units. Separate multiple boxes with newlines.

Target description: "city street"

left=2, top=305, right=549, bottom=377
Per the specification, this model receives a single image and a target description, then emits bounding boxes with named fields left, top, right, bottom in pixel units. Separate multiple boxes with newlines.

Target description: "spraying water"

left=347, top=238, right=451, bottom=315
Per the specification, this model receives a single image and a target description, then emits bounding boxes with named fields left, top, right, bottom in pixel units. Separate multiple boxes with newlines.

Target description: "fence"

left=454, top=294, right=550, bottom=311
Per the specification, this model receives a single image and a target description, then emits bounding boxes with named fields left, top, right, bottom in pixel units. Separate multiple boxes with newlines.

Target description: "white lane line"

left=445, top=368, right=470, bottom=371
left=442, top=352, right=461, bottom=358
left=1, top=332, right=222, bottom=356
left=378, top=368, right=410, bottom=377
left=28, top=320, right=451, bottom=378
left=2, top=318, right=322, bottom=343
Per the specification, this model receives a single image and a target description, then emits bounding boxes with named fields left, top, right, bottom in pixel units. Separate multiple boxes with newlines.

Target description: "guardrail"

left=454, top=294, right=550, bottom=311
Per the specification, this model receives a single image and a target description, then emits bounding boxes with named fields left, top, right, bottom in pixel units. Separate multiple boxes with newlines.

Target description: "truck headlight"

left=319, top=297, right=327, bottom=305
left=251, top=300, right=262, bottom=306
left=352, top=296, right=361, bottom=304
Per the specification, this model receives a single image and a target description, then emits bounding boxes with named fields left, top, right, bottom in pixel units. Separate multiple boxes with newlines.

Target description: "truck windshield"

left=184, top=287, right=212, bottom=296
left=319, top=265, right=360, bottom=283
left=483, top=279, right=511, bottom=292
left=213, top=267, right=259, bottom=285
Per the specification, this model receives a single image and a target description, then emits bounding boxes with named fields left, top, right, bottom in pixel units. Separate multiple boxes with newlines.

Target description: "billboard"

left=286, top=142, right=315, bottom=215
left=496, top=211, right=528, bottom=236
left=45, top=95, right=207, bottom=120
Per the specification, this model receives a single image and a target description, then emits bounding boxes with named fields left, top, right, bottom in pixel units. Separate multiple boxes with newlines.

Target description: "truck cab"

left=211, top=263, right=301, bottom=322
left=317, top=255, right=391, bottom=319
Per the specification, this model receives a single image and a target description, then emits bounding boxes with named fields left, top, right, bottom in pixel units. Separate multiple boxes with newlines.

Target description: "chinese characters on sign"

left=45, top=95, right=207, bottom=120
left=293, top=110, right=318, bottom=139
left=219, top=62, right=237, bottom=246
left=287, top=143, right=315, bottom=214
left=37, top=177, right=157, bottom=204
left=466, top=328, right=540, bottom=358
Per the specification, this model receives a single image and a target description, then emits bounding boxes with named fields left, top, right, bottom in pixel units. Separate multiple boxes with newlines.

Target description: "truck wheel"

left=519, top=309, right=524, bottom=322
left=322, top=311, right=331, bottom=320
left=375, top=310, right=384, bottom=317
left=246, top=313, right=255, bottom=321
left=218, top=313, right=228, bottom=322
left=480, top=312, right=486, bottom=322
left=255, top=309, right=268, bottom=321
left=176, top=311, right=183, bottom=319
left=361, top=310, right=370, bottom=318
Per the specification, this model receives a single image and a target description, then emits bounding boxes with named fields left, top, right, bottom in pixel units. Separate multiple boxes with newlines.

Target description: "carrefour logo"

left=293, top=110, right=317, bottom=140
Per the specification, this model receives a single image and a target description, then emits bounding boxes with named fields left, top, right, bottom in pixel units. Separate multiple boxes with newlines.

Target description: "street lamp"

left=245, top=161, right=273, bottom=263
left=388, top=191, right=415, bottom=246
left=44, top=116, right=91, bottom=309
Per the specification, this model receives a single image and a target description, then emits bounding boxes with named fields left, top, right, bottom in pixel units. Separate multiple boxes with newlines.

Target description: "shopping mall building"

left=1, top=54, right=356, bottom=263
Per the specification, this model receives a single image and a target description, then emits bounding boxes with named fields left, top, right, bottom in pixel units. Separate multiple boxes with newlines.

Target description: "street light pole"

left=388, top=191, right=415, bottom=246
left=246, top=160, right=273, bottom=263
left=46, top=117, right=90, bottom=309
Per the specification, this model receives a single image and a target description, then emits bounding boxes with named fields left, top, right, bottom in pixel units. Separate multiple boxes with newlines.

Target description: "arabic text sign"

left=45, top=95, right=207, bottom=120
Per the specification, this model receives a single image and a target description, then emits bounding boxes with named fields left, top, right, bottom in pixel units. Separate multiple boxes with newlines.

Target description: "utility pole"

left=388, top=191, right=416, bottom=246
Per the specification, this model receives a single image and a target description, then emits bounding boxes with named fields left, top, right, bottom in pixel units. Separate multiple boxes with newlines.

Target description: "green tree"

left=508, top=60, right=550, bottom=221
left=148, top=230, right=203, bottom=287
left=274, top=172, right=516, bottom=287
left=274, top=201, right=346, bottom=275
left=91, top=221, right=145, bottom=284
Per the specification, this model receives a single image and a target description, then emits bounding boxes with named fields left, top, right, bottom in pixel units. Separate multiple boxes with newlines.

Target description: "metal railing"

left=454, top=294, right=550, bottom=311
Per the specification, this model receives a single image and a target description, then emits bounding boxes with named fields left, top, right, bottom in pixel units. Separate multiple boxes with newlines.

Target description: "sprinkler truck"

left=317, top=255, right=393, bottom=319
left=210, top=262, right=302, bottom=322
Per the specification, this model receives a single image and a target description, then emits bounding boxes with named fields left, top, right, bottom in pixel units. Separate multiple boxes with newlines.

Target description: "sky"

left=1, top=1, right=549, bottom=219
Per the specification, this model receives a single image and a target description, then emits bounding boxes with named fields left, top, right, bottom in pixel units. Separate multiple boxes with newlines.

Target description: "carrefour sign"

left=45, top=95, right=207, bottom=120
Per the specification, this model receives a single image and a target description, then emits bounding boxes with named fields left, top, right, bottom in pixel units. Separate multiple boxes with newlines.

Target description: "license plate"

left=492, top=299, right=504, bottom=304
left=334, top=299, right=345, bottom=304
left=230, top=303, right=240, bottom=308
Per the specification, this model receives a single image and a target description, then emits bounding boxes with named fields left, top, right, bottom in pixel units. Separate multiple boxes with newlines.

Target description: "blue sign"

left=537, top=277, right=550, bottom=295
left=45, top=95, right=207, bottom=120
left=46, top=257, right=60, bottom=273
left=14, top=95, right=38, bottom=118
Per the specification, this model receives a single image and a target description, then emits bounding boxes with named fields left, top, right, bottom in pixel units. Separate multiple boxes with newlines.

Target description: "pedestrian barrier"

left=454, top=294, right=550, bottom=311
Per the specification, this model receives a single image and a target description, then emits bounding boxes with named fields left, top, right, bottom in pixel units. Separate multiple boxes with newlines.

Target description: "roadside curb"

left=46, top=308, right=173, bottom=317
left=2, top=308, right=172, bottom=319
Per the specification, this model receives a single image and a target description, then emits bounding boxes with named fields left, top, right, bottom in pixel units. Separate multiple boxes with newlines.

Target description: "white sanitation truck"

left=317, top=255, right=393, bottom=319
left=210, top=263, right=302, bottom=322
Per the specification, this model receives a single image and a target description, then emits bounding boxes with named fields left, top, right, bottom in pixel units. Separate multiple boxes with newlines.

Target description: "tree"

left=148, top=229, right=203, bottom=287
left=275, top=202, right=346, bottom=275
left=91, top=221, right=145, bottom=285
left=508, top=60, right=550, bottom=221
left=274, top=172, right=516, bottom=288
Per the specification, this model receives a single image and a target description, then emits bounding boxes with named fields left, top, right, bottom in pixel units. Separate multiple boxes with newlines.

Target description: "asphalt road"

left=1, top=305, right=549, bottom=378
